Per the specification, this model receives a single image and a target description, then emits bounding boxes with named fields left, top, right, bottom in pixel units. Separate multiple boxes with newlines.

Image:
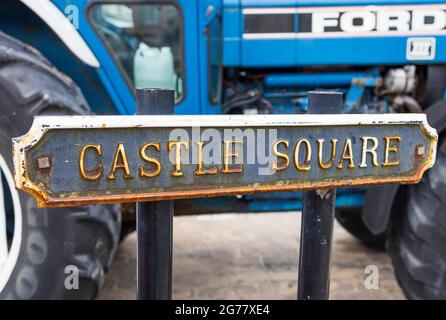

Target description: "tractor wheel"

left=0, top=32, right=121, bottom=299
left=335, top=208, right=387, bottom=250
left=388, top=105, right=446, bottom=299
left=337, top=98, right=446, bottom=254
left=421, top=65, right=446, bottom=108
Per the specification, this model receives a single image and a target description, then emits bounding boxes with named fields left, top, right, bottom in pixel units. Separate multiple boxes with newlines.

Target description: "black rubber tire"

left=335, top=208, right=387, bottom=250
left=336, top=66, right=446, bottom=251
left=0, top=31, right=121, bottom=299
left=388, top=138, right=446, bottom=299
left=336, top=80, right=446, bottom=251
left=421, top=65, right=446, bottom=108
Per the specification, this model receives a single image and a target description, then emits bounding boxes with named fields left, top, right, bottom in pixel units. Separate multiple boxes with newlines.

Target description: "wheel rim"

left=0, top=153, right=22, bottom=293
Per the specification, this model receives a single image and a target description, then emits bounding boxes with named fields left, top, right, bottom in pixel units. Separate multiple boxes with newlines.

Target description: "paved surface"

left=99, top=212, right=405, bottom=300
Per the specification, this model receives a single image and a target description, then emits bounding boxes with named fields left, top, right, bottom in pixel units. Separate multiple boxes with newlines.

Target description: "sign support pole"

left=298, top=91, right=343, bottom=300
left=136, top=88, right=174, bottom=300
left=12, top=90, right=437, bottom=300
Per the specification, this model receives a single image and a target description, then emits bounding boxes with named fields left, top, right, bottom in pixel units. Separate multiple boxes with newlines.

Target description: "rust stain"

left=36, top=155, right=52, bottom=170
left=12, top=118, right=438, bottom=209
left=24, top=165, right=435, bottom=208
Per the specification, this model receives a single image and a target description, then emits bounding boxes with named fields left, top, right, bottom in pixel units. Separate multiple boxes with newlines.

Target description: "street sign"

left=13, top=114, right=437, bottom=208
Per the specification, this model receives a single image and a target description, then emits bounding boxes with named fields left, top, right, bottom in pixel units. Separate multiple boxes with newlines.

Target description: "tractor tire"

left=0, top=31, right=121, bottom=300
left=421, top=65, right=446, bottom=108
left=339, top=65, right=446, bottom=252
left=335, top=208, right=387, bottom=250
left=388, top=114, right=446, bottom=299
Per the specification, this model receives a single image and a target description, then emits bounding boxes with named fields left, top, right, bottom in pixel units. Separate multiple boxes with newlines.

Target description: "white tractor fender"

left=20, top=0, right=100, bottom=68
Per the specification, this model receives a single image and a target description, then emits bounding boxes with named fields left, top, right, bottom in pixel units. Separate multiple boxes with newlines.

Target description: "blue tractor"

left=1, top=0, right=446, bottom=299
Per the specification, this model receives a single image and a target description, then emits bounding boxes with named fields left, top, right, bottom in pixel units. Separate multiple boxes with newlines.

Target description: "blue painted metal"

left=241, top=0, right=446, bottom=7
left=175, top=188, right=365, bottom=214
left=223, top=0, right=446, bottom=67
left=7, top=0, right=445, bottom=213
left=199, top=0, right=223, bottom=114
left=52, top=0, right=136, bottom=115
left=222, top=1, right=242, bottom=66
left=265, top=72, right=374, bottom=87
left=345, top=85, right=366, bottom=113
left=0, top=1, right=117, bottom=115
left=239, top=35, right=446, bottom=67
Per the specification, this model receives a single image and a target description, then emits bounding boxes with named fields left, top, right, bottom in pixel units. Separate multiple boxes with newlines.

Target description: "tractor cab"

left=81, top=0, right=222, bottom=116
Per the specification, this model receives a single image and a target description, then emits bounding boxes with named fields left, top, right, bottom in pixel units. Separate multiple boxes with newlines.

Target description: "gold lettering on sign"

left=195, top=141, right=218, bottom=175
left=107, top=143, right=133, bottom=180
left=169, top=141, right=189, bottom=177
left=79, top=144, right=102, bottom=181
left=294, top=139, right=311, bottom=171
left=360, top=137, right=379, bottom=168
left=139, top=143, right=162, bottom=178
left=317, top=139, right=338, bottom=169
left=222, top=140, right=244, bottom=174
left=337, top=139, right=355, bottom=169
left=383, top=136, right=401, bottom=167
left=272, top=139, right=290, bottom=171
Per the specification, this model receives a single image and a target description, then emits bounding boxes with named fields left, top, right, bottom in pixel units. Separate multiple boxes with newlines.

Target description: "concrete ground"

left=99, top=212, right=405, bottom=300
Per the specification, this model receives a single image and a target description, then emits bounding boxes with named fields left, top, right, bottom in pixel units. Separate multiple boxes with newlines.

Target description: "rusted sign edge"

left=12, top=114, right=438, bottom=208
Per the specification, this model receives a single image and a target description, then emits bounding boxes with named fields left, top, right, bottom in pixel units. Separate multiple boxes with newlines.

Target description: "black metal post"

left=297, top=91, right=343, bottom=300
left=136, top=89, right=174, bottom=300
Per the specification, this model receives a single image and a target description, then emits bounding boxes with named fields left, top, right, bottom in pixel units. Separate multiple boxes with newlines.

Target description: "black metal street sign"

left=13, top=114, right=437, bottom=208
left=9, top=89, right=440, bottom=302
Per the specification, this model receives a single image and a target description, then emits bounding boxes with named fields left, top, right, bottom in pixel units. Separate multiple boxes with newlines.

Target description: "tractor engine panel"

left=223, top=0, right=446, bottom=67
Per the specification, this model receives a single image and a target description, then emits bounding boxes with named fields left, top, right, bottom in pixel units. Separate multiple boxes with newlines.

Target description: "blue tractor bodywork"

left=225, top=0, right=446, bottom=67
left=3, top=0, right=446, bottom=214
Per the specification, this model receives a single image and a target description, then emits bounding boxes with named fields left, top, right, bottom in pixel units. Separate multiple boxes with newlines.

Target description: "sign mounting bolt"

left=37, top=156, right=51, bottom=170
left=416, top=145, right=425, bottom=156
